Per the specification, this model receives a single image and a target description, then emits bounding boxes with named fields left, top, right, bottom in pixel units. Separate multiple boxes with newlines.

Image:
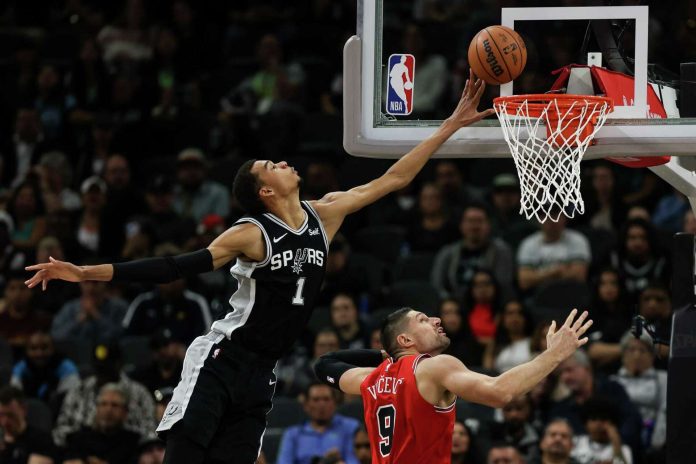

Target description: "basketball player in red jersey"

left=315, top=307, right=592, bottom=463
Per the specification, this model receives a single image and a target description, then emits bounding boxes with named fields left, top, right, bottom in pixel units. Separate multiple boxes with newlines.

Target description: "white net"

left=494, top=96, right=612, bottom=223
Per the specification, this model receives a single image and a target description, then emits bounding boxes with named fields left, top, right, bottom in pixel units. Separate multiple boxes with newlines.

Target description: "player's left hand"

left=446, top=69, right=496, bottom=128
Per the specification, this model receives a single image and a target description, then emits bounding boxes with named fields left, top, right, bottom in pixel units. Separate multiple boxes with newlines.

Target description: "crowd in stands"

left=1, top=0, right=692, bottom=463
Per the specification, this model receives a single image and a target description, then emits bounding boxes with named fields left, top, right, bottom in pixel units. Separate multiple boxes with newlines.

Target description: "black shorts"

left=158, top=332, right=277, bottom=464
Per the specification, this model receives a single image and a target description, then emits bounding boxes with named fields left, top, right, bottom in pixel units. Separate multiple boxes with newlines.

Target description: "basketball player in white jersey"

left=24, top=70, right=495, bottom=463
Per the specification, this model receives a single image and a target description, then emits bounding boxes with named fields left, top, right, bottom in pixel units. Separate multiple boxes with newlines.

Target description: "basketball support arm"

left=650, top=159, right=696, bottom=215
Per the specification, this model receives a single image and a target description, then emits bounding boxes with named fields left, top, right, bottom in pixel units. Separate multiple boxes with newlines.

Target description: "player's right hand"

left=545, top=309, right=593, bottom=362
left=24, top=257, right=84, bottom=290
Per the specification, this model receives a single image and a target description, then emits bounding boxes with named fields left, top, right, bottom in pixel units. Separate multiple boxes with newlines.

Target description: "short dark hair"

left=380, top=307, right=414, bottom=358
left=304, top=381, right=336, bottom=400
left=580, top=396, right=620, bottom=425
left=0, top=386, right=25, bottom=405
left=233, top=159, right=266, bottom=215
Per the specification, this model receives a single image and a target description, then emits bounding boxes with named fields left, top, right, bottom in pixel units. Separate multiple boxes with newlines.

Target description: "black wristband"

left=112, top=249, right=214, bottom=284
left=314, top=349, right=384, bottom=390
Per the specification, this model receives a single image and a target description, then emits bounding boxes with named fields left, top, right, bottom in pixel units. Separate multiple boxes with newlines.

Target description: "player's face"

left=540, top=421, right=573, bottom=458
left=404, top=311, right=450, bottom=355
left=253, top=160, right=301, bottom=198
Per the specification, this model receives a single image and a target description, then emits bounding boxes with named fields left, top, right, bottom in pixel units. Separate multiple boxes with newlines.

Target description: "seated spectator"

left=172, top=148, right=229, bottom=223
left=123, top=276, right=212, bottom=345
left=0, top=211, right=29, bottom=293
left=434, top=161, right=483, bottom=213
left=0, top=271, right=52, bottom=356
left=579, top=161, right=627, bottom=233
left=489, top=173, right=530, bottom=236
left=483, top=301, right=533, bottom=373
left=432, top=203, right=515, bottom=301
left=549, top=350, right=643, bottom=459
left=405, top=183, right=459, bottom=253
left=53, top=343, right=155, bottom=446
left=571, top=397, right=633, bottom=464
left=486, top=443, right=524, bottom=464
left=517, top=209, right=591, bottom=294
left=276, top=382, right=359, bottom=464
left=369, top=327, right=383, bottom=350
left=74, top=175, right=108, bottom=258
left=97, top=0, right=153, bottom=66
left=402, top=24, right=448, bottom=118
left=353, top=426, right=371, bottom=464
left=636, top=283, right=672, bottom=368
left=11, top=330, right=79, bottom=411
left=611, top=333, right=667, bottom=450
left=490, top=394, right=539, bottom=463
left=137, top=435, right=166, bottom=464
left=330, top=293, right=369, bottom=350
left=51, top=280, right=128, bottom=346
left=1, top=108, right=52, bottom=189
left=0, top=386, right=57, bottom=464
left=130, top=329, right=185, bottom=395
left=451, top=420, right=482, bottom=464
left=652, top=187, right=689, bottom=233
left=531, top=418, right=579, bottom=464
left=141, top=175, right=196, bottom=248
left=439, top=298, right=484, bottom=367
left=587, top=268, right=632, bottom=374
left=63, top=383, right=141, bottom=464
left=36, top=151, right=81, bottom=214
left=276, top=328, right=340, bottom=398
left=463, top=269, right=503, bottom=345
left=8, top=180, right=48, bottom=251
left=317, top=235, right=379, bottom=307
left=610, top=219, right=668, bottom=302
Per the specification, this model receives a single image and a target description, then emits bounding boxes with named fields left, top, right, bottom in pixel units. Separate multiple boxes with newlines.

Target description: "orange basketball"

left=468, top=25, right=527, bottom=85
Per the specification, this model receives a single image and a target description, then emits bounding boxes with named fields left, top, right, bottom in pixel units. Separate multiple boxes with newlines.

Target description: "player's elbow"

left=488, top=379, right=514, bottom=408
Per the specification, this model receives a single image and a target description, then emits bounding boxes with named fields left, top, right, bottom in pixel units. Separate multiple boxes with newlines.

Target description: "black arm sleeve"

left=111, top=249, right=214, bottom=284
left=314, top=349, right=384, bottom=390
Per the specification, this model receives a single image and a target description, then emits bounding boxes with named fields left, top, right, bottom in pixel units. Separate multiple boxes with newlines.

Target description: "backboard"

left=343, top=0, right=696, bottom=161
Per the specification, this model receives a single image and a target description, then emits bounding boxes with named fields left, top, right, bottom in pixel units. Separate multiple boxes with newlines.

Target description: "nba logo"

left=386, top=54, right=415, bottom=116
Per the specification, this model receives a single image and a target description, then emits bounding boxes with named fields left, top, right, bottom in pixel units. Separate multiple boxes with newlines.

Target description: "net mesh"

left=494, top=96, right=612, bottom=222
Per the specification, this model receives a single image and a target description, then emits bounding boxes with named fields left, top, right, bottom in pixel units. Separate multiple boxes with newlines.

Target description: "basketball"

left=468, top=25, right=527, bottom=85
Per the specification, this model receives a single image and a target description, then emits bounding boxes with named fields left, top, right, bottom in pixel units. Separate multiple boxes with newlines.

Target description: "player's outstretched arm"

left=24, top=223, right=263, bottom=290
left=314, top=349, right=386, bottom=395
left=312, top=70, right=495, bottom=238
left=424, top=309, right=592, bottom=408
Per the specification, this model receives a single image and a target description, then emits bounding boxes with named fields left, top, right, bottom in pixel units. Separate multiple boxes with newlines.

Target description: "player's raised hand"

left=24, top=257, right=84, bottom=290
left=447, top=69, right=496, bottom=128
left=545, top=308, right=593, bottom=361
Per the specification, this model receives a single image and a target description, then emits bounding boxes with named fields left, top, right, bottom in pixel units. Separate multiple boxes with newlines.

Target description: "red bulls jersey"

left=361, top=354, right=455, bottom=464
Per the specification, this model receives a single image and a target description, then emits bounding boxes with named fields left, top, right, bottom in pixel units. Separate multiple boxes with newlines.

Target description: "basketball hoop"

left=493, top=94, right=614, bottom=222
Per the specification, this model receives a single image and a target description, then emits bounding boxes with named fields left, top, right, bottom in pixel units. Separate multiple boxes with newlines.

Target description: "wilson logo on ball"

left=482, top=39, right=504, bottom=77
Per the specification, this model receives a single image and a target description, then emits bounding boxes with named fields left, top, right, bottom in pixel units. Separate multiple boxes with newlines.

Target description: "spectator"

left=432, top=203, right=515, bottom=301
left=451, top=420, right=482, bottom=464
left=7, top=180, right=48, bottom=251
left=53, top=343, right=156, bottom=446
left=549, top=350, right=643, bottom=459
left=612, top=333, right=667, bottom=450
left=122, top=275, right=212, bottom=345
left=97, top=0, right=154, bottom=68
left=30, top=236, right=80, bottom=314
left=531, top=418, right=579, bottom=464
left=463, top=269, right=503, bottom=345
left=353, top=427, right=371, bottom=464
left=571, top=397, right=633, bottom=464
left=483, top=300, right=533, bottom=373
left=0, top=271, right=52, bottom=355
left=330, top=293, right=369, bottom=349
left=74, top=175, right=108, bottom=258
left=0, top=386, right=57, bottom=464
left=0, top=211, right=28, bottom=291
left=130, top=329, right=185, bottom=395
left=10, top=330, right=79, bottom=409
left=34, top=64, right=75, bottom=143
left=63, top=383, right=141, bottom=464
left=611, top=219, right=668, bottom=302
left=36, top=151, right=81, bottom=214
left=1, top=108, right=50, bottom=189
left=434, top=161, right=482, bottom=212
left=486, top=443, right=524, bottom=464
left=439, top=298, right=484, bottom=367
left=490, top=394, right=539, bottom=462
left=586, top=268, right=632, bottom=374
left=140, top=175, right=196, bottom=248
left=652, top=187, right=689, bottom=233
left=172, top=148, right=230, bottom=222
left=51, top=280, right=128, bottom=346
left=317, top=235, right=379, bottom=306
left=405, top=182, right=459, bottom=253
left=276, top=328, right=340, bottom=398
left=277, top=383, right=359, bottom=464
left=636, top=283, right=672, bottom=368
left=369, top=327, right=383, bottom=350
left=401, top=24, right=448, bottom=118
left=99, top=154, right=148, bottom=260
left=67, top=37, right=110, bottom=114
left=580, top=161, right=627, bottom=232
left=517, top=210, right=591, bottom=294
left=489, top=173, right=529, bottom=236
left=137, top=435, right=166, bottom=464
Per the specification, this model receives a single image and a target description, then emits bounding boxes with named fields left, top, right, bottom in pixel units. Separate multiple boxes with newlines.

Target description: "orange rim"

left=494, top=94, right=614, bottom=118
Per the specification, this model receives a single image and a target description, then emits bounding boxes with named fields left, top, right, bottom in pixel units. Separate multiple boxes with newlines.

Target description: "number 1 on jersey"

left=376, top=404, right=395, bottom=457
left=292, top=277, right=306, bottom=305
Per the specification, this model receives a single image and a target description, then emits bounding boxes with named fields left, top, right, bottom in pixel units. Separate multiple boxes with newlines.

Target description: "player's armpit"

left=425, top=355, right=511, bottom=409
left=207, top=222, right=265, bottom=269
